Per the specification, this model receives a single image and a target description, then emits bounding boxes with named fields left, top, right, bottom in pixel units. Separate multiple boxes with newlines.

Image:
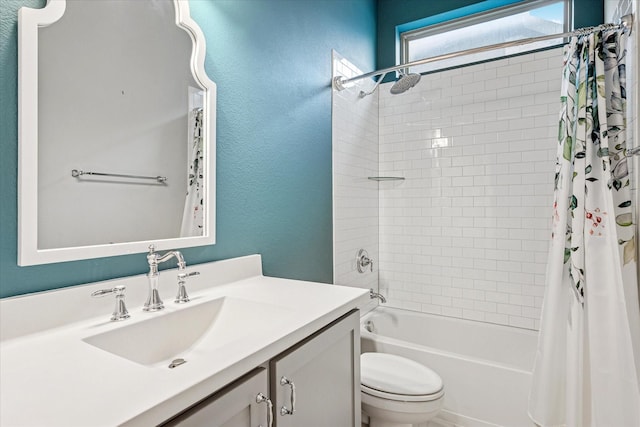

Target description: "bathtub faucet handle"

left=356, top=249, right=374, bottom=273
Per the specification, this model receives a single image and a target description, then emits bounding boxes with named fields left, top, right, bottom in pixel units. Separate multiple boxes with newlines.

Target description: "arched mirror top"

left=18, top=0, right=216, bottom=266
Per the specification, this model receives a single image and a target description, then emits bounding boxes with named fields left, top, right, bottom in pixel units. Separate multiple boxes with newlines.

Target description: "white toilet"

left=361, top=352, right=444, bottom=427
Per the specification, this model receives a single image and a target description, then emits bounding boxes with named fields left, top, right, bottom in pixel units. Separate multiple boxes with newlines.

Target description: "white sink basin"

left=83, top=297, right=291, bottom=367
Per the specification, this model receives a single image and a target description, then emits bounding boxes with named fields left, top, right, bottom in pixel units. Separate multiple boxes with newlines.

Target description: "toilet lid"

left=360, top=353, right=443, bottom=397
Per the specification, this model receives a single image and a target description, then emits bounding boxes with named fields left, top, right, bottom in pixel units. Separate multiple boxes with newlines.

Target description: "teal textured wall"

left=0, top=0, right=376, bottom=297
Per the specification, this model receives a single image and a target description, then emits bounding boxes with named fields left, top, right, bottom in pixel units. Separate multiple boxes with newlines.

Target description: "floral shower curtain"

left=528, top=25, right=640, bottom=426
left=180, top=107, right=204, bottom=237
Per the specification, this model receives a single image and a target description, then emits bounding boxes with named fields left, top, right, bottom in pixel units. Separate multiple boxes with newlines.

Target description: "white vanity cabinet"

left=161, top=368, right=270, bottom=427
left=161, top=310, right=360, bottom=427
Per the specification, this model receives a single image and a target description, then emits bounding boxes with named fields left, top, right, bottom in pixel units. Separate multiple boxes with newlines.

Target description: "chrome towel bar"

left=71, top=169, right=167, bottom=183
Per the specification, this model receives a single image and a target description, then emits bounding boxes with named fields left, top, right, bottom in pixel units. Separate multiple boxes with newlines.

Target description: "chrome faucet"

left=369, top=288, right=386, bottom=303
left=144, top=245, right=198, bottom=311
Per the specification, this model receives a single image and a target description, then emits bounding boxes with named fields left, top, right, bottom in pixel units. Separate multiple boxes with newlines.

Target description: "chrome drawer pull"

left=256, top=393, right=273, bottom=427
left=279, top=376, right=296, bottom=416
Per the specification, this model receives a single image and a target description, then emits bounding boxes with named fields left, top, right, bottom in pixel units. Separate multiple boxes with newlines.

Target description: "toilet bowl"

left=361, top=352, right=444, bottom=427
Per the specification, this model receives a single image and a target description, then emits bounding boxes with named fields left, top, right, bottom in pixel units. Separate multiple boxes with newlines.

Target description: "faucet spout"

left=369, top=288, right=386, bottom=304
left=144, top=245, right=187, bottom=312
left=147, top=247, right=185, bottom=277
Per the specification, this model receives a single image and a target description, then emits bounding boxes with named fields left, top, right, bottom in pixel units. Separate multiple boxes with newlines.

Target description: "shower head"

left=390, top=72, right=421, bottom=95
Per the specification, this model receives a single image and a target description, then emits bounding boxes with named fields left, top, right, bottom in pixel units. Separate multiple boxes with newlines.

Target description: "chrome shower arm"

left=358, top=72, right=388, bottom=98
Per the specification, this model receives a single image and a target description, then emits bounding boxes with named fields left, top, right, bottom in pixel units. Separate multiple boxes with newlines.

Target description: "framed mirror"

left=17, top=0, right=215, bottom=265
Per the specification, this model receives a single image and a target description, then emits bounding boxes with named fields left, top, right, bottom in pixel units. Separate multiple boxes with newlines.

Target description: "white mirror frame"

left=17, top=0, right=216, bottom=266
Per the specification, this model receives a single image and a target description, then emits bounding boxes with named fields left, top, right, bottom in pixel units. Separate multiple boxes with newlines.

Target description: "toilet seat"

left=361, top=383, right=444, bottom=402
left=361, top=352, right=444, bottom=402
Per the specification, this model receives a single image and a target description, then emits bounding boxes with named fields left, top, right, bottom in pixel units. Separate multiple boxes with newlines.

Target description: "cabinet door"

left=162, top=368, right=271, bottom=427
left=270, top=310, right=360, bottom=427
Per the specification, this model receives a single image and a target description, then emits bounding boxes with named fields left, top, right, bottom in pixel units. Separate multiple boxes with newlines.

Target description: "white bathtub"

left=360, top=307, right=538, bottom=427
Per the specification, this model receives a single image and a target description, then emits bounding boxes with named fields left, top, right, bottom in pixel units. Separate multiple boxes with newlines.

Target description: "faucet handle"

left=91, top=285, right=130, bottom=321
left=177, top=271, right=199, bottom=280
left=356, top=249, right=374, bottom=273
left=175, top=271, right=200, bottom=304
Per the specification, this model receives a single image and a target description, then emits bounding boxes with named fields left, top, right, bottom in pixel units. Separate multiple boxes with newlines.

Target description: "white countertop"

left=0, top=255, right=369, bottom=426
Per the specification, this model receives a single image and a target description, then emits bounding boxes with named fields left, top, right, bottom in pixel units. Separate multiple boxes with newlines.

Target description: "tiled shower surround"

left=334, top=48, right=563, bottom=330
left=378, top=48, right=562, bottom=330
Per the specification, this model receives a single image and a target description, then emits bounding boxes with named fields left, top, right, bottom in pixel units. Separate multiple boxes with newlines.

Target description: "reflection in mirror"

left=18, top=0, right=216, bottom=265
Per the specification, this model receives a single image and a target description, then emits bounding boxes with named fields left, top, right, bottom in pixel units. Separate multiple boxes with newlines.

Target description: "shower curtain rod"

left=333, top=13, right=634, bottom=91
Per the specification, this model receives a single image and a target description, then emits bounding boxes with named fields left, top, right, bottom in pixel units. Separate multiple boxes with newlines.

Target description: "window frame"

left=399, top=0, right=573, bottom=71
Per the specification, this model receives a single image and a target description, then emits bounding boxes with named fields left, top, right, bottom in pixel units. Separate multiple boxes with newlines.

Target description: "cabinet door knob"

left=279, top=376, right=296, bottom=416
left=256, top=393, right=273, bottom=427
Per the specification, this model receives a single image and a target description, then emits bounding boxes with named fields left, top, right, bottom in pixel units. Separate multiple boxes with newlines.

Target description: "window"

left=400, top=0, right=571, bottom=74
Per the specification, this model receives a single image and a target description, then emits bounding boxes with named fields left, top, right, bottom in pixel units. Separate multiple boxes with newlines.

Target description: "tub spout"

left=369, top=289, right=386, bottom=303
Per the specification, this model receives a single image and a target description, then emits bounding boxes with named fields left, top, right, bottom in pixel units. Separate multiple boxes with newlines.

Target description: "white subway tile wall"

left=378, top=48, right=563, bottom=330
left=332, top=51, right=380, bottom=309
